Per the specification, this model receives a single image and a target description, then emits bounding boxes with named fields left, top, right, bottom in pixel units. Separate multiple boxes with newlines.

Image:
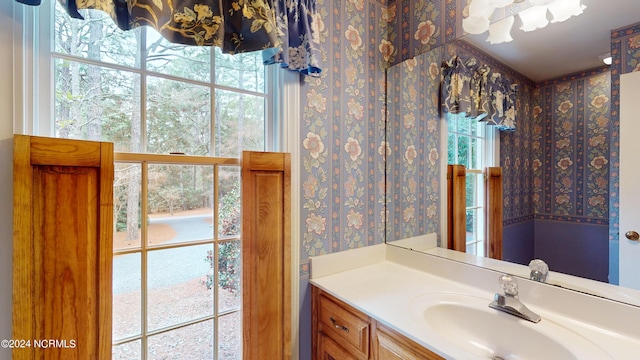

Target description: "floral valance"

left=15, top=0, right=322, bottom=76
left=441, top=56, right=517, bottom=131
left=263, top=0, right=322, bottom=76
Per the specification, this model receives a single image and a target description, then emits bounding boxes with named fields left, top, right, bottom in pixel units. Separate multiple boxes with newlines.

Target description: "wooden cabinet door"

left=12, top=135, right=113, bottom=360
left=312, top=286, right=370, bottom=360
left=317, top=333, right=358, bottom=360
left=242, top=151, right=291, bottom=360
left=372, top=322, right=444, bottom=360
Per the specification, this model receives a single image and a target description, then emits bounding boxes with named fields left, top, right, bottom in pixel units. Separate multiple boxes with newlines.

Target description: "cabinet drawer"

left=373, top=322, right=444, bottom=360
left=318, top=332, right=358, bottom=360
left=318, top=293, right=369, bottom=359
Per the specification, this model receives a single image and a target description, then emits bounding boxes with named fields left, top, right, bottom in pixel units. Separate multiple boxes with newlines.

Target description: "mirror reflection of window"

left=446, top=112, right=498, bottom=256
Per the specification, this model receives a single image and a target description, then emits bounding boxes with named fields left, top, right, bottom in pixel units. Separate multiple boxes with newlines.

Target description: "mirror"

left=384, top=8, right=640, bottom=306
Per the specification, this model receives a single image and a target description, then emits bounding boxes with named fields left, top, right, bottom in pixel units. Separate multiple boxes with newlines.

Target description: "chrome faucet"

left=529, top=259, right=549, bottom=283
left=489, top=274, right=541, bottom=323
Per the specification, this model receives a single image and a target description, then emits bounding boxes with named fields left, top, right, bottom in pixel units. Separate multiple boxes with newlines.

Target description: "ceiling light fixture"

left=599, top=53, right=612, bottom=66
left=463, top=0, right=586, bottom=44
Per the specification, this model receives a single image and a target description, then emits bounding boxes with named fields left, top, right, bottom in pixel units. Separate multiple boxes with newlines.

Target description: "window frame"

left=13, top=2, right=302, bottom=358
left=18, top=1, right=280, bottom=154
left=443, top=112, right=499, bottom=255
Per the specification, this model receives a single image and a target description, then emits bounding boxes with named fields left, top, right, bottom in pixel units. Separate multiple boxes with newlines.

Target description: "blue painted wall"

left=534, top=220, right=609, bottom=282
left=503, top=220, right=535, bottom=265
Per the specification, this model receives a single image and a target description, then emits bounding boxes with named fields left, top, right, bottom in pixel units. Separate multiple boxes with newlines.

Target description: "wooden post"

left=242, top=151, right=291, bottom=360
left=12, top=135, right=113, bottom=360
left=485, top=167, right=503, bottom=259
left=447, top=164, right=466, bottom=252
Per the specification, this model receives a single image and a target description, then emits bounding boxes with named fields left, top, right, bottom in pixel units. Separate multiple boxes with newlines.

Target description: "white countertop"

left=309, top=244, right=640, bottom=359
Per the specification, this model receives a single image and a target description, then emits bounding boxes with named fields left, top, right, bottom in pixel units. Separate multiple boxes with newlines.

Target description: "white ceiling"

left=462, top=0, right=640, bottom=82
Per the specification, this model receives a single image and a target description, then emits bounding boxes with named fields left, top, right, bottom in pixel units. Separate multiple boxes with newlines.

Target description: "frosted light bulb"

left=486, top=15, right=514, bottom=44
left=548, top=0, right=586, bottom=23
left=519, top=5, right=549, bottom=32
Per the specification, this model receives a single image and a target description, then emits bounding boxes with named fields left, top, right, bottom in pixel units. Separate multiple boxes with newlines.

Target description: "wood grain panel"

left=114, top=152, right=240, bottom=165
left=317, top=332, right=358, bottom=360
left=372, top=321, right=444, bottom=360
left=33, top=167, right=98, bottom=360
left=29, top=136, right=102, bottom=167
left=317, top=292, right=369, bottom=360
left=447, top=165, right=466, bottom=252
left=12, top=135, right=113, bottom=360
left=242, top=151, right=291, bottom=360
left=243, top=151, right=285, bottom=170
left=485, top=167, right=503, bottom=259
left=12, top=135, right=34, bottom=356
left=256, top=172, right=284, bottom=356
left=98, top=144, right=114, bottom=357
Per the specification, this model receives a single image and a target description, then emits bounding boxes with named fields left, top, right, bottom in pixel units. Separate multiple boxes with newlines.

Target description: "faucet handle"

left=529, top=259, right=549, bottom=283
left=498, top=274, right=518, bottom=297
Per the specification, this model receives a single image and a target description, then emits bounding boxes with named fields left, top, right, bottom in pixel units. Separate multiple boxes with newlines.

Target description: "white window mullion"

left=210, top=44, right=216, bottom=156
left=15, top=1, right=54, bottom=136
left=486, top=126, right=499, bottom=167
left=139, top=29, right=148, bottom=154
left=13, top=2, right=30, bottom=135
left=280, top=68, right=301, bottom=360
left=37, top=0, right=54, bottom=137
left=266, top=65, right=285, bottom=152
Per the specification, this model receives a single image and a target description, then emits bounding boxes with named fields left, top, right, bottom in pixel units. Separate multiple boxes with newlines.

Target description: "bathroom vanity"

left=313, top=287, right=442, bottom=359
left=309, top=244, right=640, bottom=359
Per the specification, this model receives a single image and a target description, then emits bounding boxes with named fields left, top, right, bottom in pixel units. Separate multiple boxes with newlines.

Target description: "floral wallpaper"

left=532, top=69, right=611, bottom=223
left=386, top=46, right=442, bottom=242
left=297, top=0, right=474, bottom=275
left=297, top=1, right=388, bottom=355
left=299, top=0, right=388, bottom=276
left=386, top=0, right=468, bottom=66
left=501, top=88, right=534, bottom=224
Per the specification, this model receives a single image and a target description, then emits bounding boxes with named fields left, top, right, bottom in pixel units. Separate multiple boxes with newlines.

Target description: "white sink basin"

left=410, top=293, right=612, bottom=360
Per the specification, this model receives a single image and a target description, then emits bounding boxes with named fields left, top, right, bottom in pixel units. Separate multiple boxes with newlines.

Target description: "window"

left=21, top=2, right=281, bottom=358
left=447, top=112, right=497, bottom=256
left=50, top=3, right=273, bottom=156
left=111, top=156, right=241, bottom=359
